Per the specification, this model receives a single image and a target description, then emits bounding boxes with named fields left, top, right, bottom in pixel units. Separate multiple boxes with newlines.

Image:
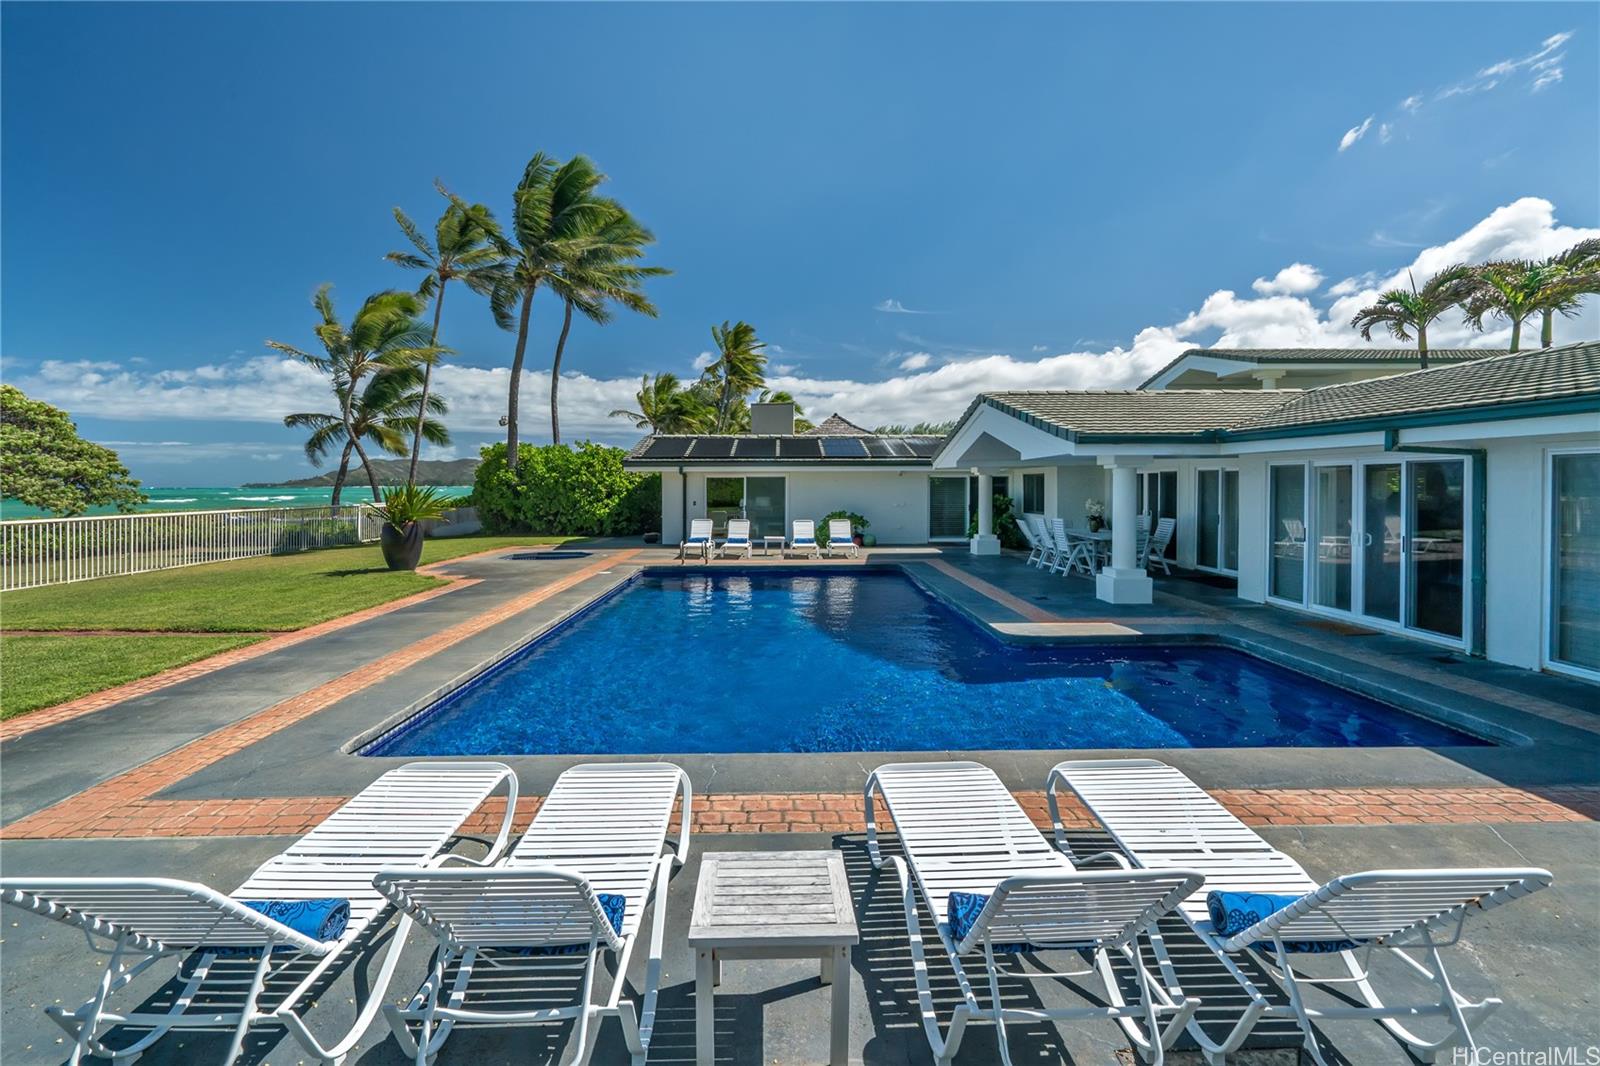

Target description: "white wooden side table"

left=688, top=850, right=858, bottom=1065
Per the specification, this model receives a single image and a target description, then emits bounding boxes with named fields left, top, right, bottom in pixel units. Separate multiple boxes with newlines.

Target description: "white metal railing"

left=0, top=505, right=380, bottom=591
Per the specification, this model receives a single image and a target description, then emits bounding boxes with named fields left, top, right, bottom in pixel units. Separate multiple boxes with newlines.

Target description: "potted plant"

left=820, top=509, right=870, bottom=547
left=1085, top=498, right=1106, bottom=532
left=372, top=485, right=461, bottom=571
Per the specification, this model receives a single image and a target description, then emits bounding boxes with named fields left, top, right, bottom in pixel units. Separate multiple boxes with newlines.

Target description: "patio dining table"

left=1064, top=528, right=1112, bottom=572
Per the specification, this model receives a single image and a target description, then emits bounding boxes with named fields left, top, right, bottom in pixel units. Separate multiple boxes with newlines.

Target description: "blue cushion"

left=725, top=537, right=749, bottom=545
left=1206, top=891, right=1362, bottom=954
left=794, top=537, right=816, bottom=545
left=685, top=536, right=709, bottom=544
left=497, top=893, right=625, bottom=956
left=216, top=897, right=349, bottom=955
left=946, top=891, right=1037, bottom=954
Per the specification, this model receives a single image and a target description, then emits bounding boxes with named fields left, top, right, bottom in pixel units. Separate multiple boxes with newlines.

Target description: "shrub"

left=817, top=510, right=869, bottom=547
left=473, top=442, right=661, bottom=536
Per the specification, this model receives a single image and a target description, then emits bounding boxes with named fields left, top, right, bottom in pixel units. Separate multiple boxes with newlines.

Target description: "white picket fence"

left=0, top=505, right=381, bottom=591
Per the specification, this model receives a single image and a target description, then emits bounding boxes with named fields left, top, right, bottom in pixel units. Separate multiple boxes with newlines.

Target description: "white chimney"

left=749, top=401, right=795, bottom=435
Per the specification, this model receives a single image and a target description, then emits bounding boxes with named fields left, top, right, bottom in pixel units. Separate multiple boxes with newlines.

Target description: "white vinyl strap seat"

left=1046, top=758, right=1553, bottom=1066
left=377, top=762, right=691, bottom=1066
left=865, top=761, right=1203, bottom=1066
left=1, top=760, right=518, bottom=1066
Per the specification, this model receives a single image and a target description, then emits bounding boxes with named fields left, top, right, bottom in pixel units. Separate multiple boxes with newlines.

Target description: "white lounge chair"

left=865, top=761, right=1204, bottom=1066
left=1046, top=759, right=1553, bottom=1065
left=376, top=762, right=691, bottom=1066
left=0, top=761, right=518, bottom=1066
left=826, top=518, right=859, bottom=558
left=1015, top=515, right=1046, bottom=567
left=1023, top=515, right=1055, bottom=569
left=789, top=519, right=820, bottom=558
left=717, top=517, right=753, bottom=559
left=1145, top=517, right=1175, bottom=575
left=1047, top=517, right=1092, bottom=577
left=679, top=517, right=713, bottom=563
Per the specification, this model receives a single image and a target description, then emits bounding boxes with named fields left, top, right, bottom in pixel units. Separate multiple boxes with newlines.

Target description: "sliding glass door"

left=1313, top=465, right=1353, bottom=611
left=1362, top=463, right=1403, bottom=623
left=1407, top=460, right=1465, bottom=639
left=929, top=477, right=970, bottom=539
left=705, top=476, right=786, bottom=538
left=1138, top=471, right=1177, bottom=558
left=1197, top=468, right=1239, bottom=574
left=1549, top=450, right=1600, bottom=678
left=1269, top=465, right=1306, bottom=601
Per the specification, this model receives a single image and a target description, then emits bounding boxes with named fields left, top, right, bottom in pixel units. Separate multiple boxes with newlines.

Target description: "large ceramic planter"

left=380, top=521, right=424, bottom=571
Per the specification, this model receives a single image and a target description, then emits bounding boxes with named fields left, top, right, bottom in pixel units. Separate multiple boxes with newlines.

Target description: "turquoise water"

left=0, top=485, right=474, bottom=520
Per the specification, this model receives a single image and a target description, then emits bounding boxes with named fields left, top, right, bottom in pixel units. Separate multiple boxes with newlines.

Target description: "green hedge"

left=473, top=442, right=660, bottom=536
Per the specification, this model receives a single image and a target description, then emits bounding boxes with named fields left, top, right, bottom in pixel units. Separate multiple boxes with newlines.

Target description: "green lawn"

left=1, top=634, right=265, bottom=719
left=0, top=534, right=571, bottom=720
left=1, top=534, right=570, bottom=633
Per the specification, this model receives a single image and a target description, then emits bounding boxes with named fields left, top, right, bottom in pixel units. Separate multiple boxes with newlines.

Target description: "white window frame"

left=1542, top=446, right=1600, bottom=683
left=1194, top=465, right=1240, bottom=576
left=928, top=474, right=971, bottom=542
left=702, top=474, right=789, bottom=538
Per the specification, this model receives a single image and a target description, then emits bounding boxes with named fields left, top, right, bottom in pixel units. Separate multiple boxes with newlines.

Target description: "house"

left=1140, top=346, right=1501, bottom=391
left=625, top=343, right=1599, bottom=681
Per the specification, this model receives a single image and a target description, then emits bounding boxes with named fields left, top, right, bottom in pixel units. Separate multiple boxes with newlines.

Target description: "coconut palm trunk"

left=329, top=442, right=353, bottom=508
left=1541, top=310, right=1554, bottom=348
left=550, top=298, right=575, bottom=445
left=340, top=391, right=383, bottom=501
left=506, top=289, right=535, bottom=468
left=408, top=284, right=446, bottom=485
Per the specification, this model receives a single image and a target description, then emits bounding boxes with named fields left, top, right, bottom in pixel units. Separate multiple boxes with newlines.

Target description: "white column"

left=970, top=471, right=1000, bottom=555
left=1095, top=457, right=1154, bottom=604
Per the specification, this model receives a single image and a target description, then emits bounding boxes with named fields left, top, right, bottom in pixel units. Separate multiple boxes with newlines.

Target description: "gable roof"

left=940, top=341, right=1599, bottom=453
left=1139, top=346, right=1502, bottom=389
left=802, top=413, right=874, bottom=436
left=1229, top=341, right=1600, bottom=435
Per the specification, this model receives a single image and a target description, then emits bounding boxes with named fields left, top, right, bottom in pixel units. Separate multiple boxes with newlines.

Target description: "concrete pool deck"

left=2, top=541, right=1597, bottom=1062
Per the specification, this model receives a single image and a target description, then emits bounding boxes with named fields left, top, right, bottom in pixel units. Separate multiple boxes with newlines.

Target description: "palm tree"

left=1461, top=261, right=1554, bottom=353
left=386, top=187, right=505, bottom=484
left=609, top=372, right=710, bottom=433
left=1535, top=239, right=1600, bottom=347
left=487, top=153, right=615, bottom=470
left=268, top=286, right=441, bottom=502
left=546, top=202, right=669, bottom=444
left=702, top=321, right=767, bottom=432
left=1349, top=265, right=1469, bottom=368
left=284, top=367, right=450, bottom=505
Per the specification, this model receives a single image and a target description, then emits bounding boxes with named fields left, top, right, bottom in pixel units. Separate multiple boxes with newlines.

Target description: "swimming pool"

left=362, top=570, right=1486, bottom=756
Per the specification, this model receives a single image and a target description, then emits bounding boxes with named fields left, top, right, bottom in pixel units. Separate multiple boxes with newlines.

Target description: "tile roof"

left=1230, top=341, right=1600, bottom=433
left=978, top=389, right=1297, bottom=438
left=802, top=413, right=875, bottom=436
left=1139, top=346, right=1502, bottom=389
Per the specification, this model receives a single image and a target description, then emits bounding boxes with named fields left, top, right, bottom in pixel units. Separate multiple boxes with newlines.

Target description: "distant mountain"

left=243, top=458, right=479, bottom=488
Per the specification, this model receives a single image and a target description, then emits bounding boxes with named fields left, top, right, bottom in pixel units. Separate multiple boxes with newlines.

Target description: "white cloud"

left=1031, top=344, right=1049, bottom=353
left=1440, top=29, right=1573, bottom=99
left=1338, top=116, right=1373, bottom=152
left=875, top=298, right=935, bottom=315
left=1378, top=122, right=1393, bottom=144
left=16, top=198, right=1597, bottom=440
left=1251, top=263, right=1324, bottom=296
left=897, top=352, right=932, bottom=370
left=1400, top=94, right=1424, bottom=114
left=691, top=351, right=716, bottom=370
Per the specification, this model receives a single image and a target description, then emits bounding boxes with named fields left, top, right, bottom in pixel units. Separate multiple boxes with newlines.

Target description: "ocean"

left=0, top=485, right=475, bottom=521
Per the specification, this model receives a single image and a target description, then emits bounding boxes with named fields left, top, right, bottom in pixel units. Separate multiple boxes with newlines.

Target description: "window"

left=1270, top=464, right=1307, bottom=602
left=929, top=477, right=969, bottom=539
left=1550, top=451, right=1599, bottom=675
left=1022, top=473, right=1045, bottom=514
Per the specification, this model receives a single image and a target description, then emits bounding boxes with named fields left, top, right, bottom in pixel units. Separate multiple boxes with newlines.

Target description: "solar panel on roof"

left=642, top=438, right=692, bottom=459
left=734, top=438, right=777, bottom=458
left=690, top=437, right=735, bottom=458
left=863, top=438, right=897, bottom=458
left=904, top=438, right=941, bottom=458
left=779, top=438, right=823, bottom=459
left=821, top=437, right=869, bottom=458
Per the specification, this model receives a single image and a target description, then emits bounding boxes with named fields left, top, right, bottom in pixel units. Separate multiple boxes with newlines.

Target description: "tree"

left=283, top=367, right=449, bottom=504
left=701, top=320, right=767, bottom=432
left=487, top=153, right=615, bottom=469
left=386, top=187, right=505, bottom=485
left=1349, top=266, right=1469, bottom=368
left=546, top=201, right=668, bottom=444
left=874, top=420, right=957, bottom=435
left=1461, top=261, right=1552, bottom=353
left=0, top=385, right=147, bottom=515
left=609, top=372, right=711, bottom=433
left=267, top=286, right=441, bottom=504
left=1535, top=239, right=1600, bottom=348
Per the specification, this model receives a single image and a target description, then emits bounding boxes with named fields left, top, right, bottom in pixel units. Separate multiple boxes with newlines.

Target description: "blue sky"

left=4, top=2, right=1597, bottom=486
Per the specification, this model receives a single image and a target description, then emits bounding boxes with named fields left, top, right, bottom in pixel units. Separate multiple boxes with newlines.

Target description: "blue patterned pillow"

left=498, top=893, right=626, bottom=957
left=1206, top=890, right=1361, bottom=954
left=946, top=892, right=1037, bottom=954
left=214, top=897, right=350, bottom=955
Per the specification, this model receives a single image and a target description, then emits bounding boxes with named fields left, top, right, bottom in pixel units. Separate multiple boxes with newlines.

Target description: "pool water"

left=363, top=570, right=1485, bottom=756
